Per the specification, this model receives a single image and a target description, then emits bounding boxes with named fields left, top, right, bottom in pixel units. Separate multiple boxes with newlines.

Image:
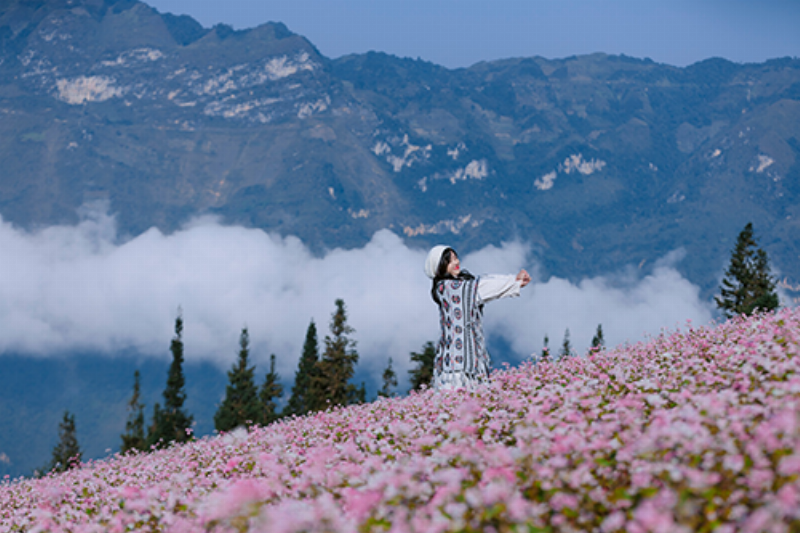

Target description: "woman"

left=424, top=245, right=531, bottom=391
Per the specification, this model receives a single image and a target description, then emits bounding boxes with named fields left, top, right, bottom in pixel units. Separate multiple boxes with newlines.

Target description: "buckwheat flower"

left=550, top=491, right=579, bottom=512
left=722, top=453, right=745, bottom=474
left=740, top=507, right=774, bottom=533
left=775, top=484, right=799, bottom=514
left=631, top=497, right=685, bottom=533
left=747, top=468, right=775, bottom=493
left=341, top=487, right=383, bottom=522
left=778, top=453, right=800, bottom=476
left=201, top=478, right=272, bottom=524
left=601, top=510, right=627, bottom=532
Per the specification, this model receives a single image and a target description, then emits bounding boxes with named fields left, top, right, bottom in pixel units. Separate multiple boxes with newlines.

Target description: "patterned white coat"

left=433, top=274, right=522, bottom=391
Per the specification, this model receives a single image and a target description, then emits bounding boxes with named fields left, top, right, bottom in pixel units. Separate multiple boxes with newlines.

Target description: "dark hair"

left=430, top=248, right=475, bottom=304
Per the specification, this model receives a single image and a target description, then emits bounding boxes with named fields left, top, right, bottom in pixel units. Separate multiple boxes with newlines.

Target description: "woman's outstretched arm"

left=478, top=269, right=531, bottom=302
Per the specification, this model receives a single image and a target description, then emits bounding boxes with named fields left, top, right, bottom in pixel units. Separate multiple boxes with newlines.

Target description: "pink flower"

left=202, top=479, right=271, bottom=522
left=776, top=484, right=799, bottom=513
left=601, top=511, right=627, bottom=532
left=550, top=492, right=579, bottom=511
left=341, top=487, right=383, bottom=522
left=779, top=454, right=800, bottom=476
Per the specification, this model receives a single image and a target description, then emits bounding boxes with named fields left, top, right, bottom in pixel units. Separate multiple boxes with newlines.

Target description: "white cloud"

left=0, top=204, right=714, bottom=385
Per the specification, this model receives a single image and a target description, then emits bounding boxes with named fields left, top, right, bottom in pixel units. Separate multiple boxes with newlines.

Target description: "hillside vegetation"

left=2, top=308, right=799, bottom=532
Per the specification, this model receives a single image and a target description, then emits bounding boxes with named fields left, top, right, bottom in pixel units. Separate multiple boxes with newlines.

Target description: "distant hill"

left=1, top=0, right=798, bottom=296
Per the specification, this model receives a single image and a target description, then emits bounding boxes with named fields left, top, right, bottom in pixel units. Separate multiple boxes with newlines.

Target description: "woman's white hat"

left=424, top=245, right=451, bottom=279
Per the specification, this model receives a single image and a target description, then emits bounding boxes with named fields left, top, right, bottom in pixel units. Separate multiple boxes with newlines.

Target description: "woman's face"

left=446, top=253, right=461, bottom=277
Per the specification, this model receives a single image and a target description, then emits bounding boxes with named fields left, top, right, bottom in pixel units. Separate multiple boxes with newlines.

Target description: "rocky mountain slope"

left=1, top=0, right=799, bottom=295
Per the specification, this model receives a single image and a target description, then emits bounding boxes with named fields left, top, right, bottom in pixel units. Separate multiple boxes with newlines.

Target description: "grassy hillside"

left=2, top=307, right=799, bottom=532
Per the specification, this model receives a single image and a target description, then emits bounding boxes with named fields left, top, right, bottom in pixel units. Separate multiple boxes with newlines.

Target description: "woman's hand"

left=516, top=269, right=531, bottom=288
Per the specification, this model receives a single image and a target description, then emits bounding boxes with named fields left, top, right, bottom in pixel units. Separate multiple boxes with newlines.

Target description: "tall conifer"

left=408, top=341, right=435, bottom=391
left=378, top=357, right=398, bottom=398
left=540, top=335, right=551, bottom=362
left=716, top=222, right=779, bottom=318
left=215, top=328, right=261, bottom=432
left=260, top=354, right=284, bottom=424
left=352, top=382, right=367, bottom=404
left=49, top=411, right=81, bottom=473
left=559, top=328, right=573, bottom=359
left=121, top=370, right=146, bottom=453
left=310, top=299, right=359, bottom=410
left=148, top=310, right=193, bottom=448
left=591, top=325, right=605, bottom=353
left=284, top=320, right=320, bottom=417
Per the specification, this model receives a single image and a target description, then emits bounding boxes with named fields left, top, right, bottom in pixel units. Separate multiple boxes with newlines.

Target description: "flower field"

left=2, top=308, right=800, bottom=532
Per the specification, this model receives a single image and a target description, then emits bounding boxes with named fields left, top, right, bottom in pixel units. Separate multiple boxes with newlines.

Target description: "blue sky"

left=144, top=0, right=800, bottom=69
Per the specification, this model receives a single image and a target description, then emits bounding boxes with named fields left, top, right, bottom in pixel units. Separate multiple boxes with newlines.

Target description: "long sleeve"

left=477, top=274, right=522, bottom=304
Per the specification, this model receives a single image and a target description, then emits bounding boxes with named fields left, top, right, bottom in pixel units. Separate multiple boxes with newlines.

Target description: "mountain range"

left=1, top=0, right=799, bottom=296
left=1, top=0, right=799, bottom=478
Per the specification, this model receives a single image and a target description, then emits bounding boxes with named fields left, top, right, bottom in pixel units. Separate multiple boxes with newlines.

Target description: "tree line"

left=43, top=298, right=434, bottom=473
left=43, top=222, right=779, bottom=473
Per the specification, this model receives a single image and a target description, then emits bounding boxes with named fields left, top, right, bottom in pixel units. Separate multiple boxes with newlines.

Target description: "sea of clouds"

left=0, top=203, right=716, bottom=382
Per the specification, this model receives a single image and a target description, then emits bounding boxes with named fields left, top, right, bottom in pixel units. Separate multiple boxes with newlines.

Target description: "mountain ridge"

left=1, top=0, right=798, bottom=291
left=2, top=0, right=799, bottom=480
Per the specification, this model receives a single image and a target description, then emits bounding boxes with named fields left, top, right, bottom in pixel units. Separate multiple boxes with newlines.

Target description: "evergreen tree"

left=283, top=320, right=320, bottom=417
left=260, top=354, right=284, bottom=424
left=559, top=328, right=572, bottom=359
left=716, top=222, right=779, bottom=318
left=378, top=357, right=398, bottom=398
left=120, top=370, right=146, bottom=454
left=354, top=382, right=367, bottom=404
left=148, top=310, right=193, bottom=448
left=344, top=381, right=367, bottom=405
left=148, top=403, right=161, bottom=450
left=590, top=325, right=605, bottom=353
left=540, top=335, right=551, bottom=362
left=408, top=341, right=435, bottom=391
left=49, top=411, right=81, bottom=473
left=310, top=299, right=359, bottom=410
left=215, top=328, right=262, bottom=432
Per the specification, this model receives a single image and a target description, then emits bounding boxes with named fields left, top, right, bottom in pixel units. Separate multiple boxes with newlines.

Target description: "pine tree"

left=284, top=320, right=320, bottom=417
left=590, top=325, right=605, bottom=353
left=49, top=411, right=81, bottom=473
left=148, top=310, right=193, bottom=448
left=346, top=381, right=367, bottom=405
left=310, top=299, right=359, bottom=410
left=121, top=370, right=146, bottom=454
left=540, top=335, right=551, bottom=362
left=354, top=382, right=367, bottom=404
left=716, top=222, right=779, bottom=318
left=408, top=341, right=435, bottom=391
left=147, top=403, right=161, bottom=450
left=378, top=357, right=398, bottom=398
left=215, top=328, right=262, bottom=432
left=260, top=354, right=284, bottom=424
left=559, top=328, right=572, bottom=359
